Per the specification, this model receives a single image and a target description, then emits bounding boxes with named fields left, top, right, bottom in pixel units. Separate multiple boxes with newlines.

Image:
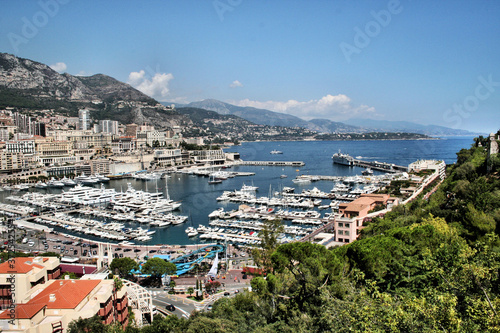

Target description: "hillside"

left=186, top=99, right=315, bottom=129
left=177, top=107, right=316, bottom=141
left=183, top=99, right=479, bottom=136
left=106, top=132, right=500, bottom=332
left=0, top=53, right=190, bottom=129
left=345, top=118, right=482, bottom=136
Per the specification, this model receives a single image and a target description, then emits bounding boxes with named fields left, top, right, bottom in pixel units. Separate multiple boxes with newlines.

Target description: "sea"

left=1, top=137, right=475, bottom=246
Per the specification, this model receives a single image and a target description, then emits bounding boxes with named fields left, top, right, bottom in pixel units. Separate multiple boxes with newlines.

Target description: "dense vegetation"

left=69, top=134, right=500, bottom=332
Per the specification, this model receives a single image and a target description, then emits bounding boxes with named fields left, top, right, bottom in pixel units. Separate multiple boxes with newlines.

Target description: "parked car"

left=165, top=304, right=175, bottom=311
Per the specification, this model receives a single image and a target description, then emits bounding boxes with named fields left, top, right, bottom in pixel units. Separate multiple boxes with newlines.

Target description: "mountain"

left=185, top=99, right=314, bottom=129
left=0, top=53, right=190, bottom=128
left=181, top=99, right=476, bottom=136
left=345, top=118, right=481, bottom=136
left=307, top=119, right=363, bottom=133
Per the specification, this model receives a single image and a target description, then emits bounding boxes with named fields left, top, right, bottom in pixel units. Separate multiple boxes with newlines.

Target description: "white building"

left=5, top=140, right=36, bottom=154
left=99, top=120, right=119, bottom=135
left=408, top=160, right=446, bottom=180
left=78, top=109, right=90, bottom=130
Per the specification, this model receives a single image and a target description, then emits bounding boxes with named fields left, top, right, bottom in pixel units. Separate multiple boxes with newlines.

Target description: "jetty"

left=351, top=158, right=408, bottom=173
left=238, top=161, right=305, bottom=166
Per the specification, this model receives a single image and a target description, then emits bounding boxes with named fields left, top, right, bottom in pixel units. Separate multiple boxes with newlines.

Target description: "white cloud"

left=233, top=94, right=377, bottom=121
left=127, top=70, right=174, bottom=101
left=50, top=62, right=67, bottom=73
left=230, top=80, right=243, bottom=88
left=75, top=70, right=89, bottom=77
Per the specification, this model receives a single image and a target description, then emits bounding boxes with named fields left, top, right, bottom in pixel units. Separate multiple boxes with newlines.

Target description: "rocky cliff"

left=0, top=53, right=190, bottom=129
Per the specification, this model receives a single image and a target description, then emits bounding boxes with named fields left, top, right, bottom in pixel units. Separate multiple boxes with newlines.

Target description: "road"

left=148, top=286, right=245, bottom=319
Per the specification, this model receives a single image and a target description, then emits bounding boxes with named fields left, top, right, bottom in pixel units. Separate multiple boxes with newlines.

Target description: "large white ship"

left=332, top=150, right=354, bottom=166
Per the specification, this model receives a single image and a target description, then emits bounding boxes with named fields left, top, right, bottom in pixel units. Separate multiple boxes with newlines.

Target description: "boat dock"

left=238, top=161, right=305, bottom=166
left=351, top=158, right=408, bottom=173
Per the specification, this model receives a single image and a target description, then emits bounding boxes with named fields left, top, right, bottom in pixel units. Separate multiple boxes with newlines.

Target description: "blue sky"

left=1, top=0, right=499, bottom=133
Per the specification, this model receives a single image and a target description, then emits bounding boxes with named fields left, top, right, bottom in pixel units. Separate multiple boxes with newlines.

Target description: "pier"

left=351, top=158, right=408, bottom=173
left=238, top=161, right=305, bottom=166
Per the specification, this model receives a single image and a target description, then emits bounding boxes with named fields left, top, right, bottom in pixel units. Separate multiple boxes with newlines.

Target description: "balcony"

left=98, top=301, right=113, bottom=316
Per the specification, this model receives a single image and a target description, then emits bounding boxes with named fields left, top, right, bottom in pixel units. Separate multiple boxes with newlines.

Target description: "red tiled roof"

left=0, top=280, right=101, bottom=319
left=0, top=258, right=45, bottom=274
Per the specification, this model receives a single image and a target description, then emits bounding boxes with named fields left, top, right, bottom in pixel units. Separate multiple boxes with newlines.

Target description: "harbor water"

left=1, top=137, right=475, bottom=245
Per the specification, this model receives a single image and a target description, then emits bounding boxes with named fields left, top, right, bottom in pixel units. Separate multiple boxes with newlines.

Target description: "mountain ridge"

left=0, top=52, right=189, bottom=128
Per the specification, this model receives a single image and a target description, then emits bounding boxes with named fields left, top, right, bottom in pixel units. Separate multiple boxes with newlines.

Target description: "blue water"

left=6, top=137, right=475, bottom=245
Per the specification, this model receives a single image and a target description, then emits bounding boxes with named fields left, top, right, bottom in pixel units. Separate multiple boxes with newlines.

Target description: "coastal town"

left=0, top=104, right=458, bottom=332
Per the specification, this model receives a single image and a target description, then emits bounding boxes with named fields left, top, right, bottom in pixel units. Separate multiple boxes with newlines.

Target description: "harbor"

left=0, top=138, right=470, bottom=247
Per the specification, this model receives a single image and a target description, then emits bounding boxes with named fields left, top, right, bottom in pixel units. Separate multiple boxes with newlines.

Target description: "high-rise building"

left=78, top=109, right=90, bottom=130
left=99, top=120, right=119, bottom=135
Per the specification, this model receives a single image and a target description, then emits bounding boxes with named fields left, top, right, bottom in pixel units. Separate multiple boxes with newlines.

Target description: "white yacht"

left=47, top=177, right=65, bottom=188
left=35, top=181, right=48, bottom=189
left=241, top=183, right=258, bottom=192
left=94, top=173, right=110, bottom=182
left=61, top=177, right=77, bottom=186
left=75, top=173, right=98, bottom=185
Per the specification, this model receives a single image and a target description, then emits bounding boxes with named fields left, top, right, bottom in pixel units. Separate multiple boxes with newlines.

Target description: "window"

left=338, top=222, right=343, bottom=227
left=338, top=230, right=343, bottom=235
left=345, top=231, right=349, bottom=236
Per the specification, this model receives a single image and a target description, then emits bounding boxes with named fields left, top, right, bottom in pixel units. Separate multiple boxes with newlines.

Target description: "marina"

left=0, top=138, right=472, bottom=246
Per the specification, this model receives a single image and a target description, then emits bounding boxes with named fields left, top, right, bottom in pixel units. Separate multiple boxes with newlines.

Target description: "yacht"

left=61, top=177, right=77, bottom=186
left=35, top=181, right=48, bottom=189
left=75, top=173, right=98, bottom=185
left=47, top=177, right=65, bottom=188
left=185, top=227, right=199, bottom=237
left=241, top=183, right=258, bottom=192
left=292, top=177, right=311, bottom=185
left=94, top=174, right=110, bottom=182
left=332, top=150, right=354, bottom=166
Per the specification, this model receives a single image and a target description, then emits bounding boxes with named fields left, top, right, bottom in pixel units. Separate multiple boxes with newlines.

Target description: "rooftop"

left=0, top=279, right=100, bottom=319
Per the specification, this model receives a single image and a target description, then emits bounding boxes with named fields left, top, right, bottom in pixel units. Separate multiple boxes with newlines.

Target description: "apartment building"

left=0, top=152, right=23, bottom=173
left=99, top=120, right=119, bottom=135
left=336, top=194, right=399, bottom=243
left=0, top=257, right=61, bottom=309
left=5, top=141, right=35, bottom=155
left=0, top=257, right=128, bottom=332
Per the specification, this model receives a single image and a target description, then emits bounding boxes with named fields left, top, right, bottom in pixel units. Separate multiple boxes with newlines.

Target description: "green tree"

left=142, top=257, right=177, bottom=285
left=187, top=286, right=194, bottom=297
left=251, top=218, right=284, bottom=273
left=110, top=257, right=139, bottom=278
left=67, top=315, right=107, bottom=333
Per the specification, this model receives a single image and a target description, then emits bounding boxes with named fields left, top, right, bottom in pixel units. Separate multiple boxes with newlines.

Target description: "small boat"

left=362, top=168, right=373, bottom=176
left=280, top=174, right=288, bottom=178
left=208, top=175, right=222, bottom=184
left=270, top=150, right=283, bottom=154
